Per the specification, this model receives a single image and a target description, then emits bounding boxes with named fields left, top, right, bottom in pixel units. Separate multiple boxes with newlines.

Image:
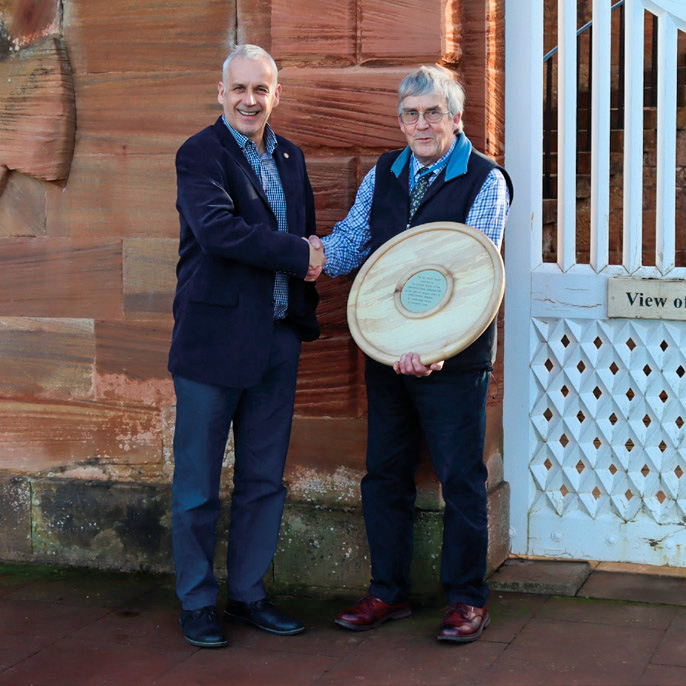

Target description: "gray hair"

left=398, top=66, right=465, bottom=133
left=222, top=44, right=278, bottom=87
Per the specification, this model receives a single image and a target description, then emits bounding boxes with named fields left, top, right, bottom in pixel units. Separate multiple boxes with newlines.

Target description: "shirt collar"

left=391, top=133, right=473, bottom=182
left=222, top=114, right=278, bottom=155
left=410, top=137, right=456, bottom=178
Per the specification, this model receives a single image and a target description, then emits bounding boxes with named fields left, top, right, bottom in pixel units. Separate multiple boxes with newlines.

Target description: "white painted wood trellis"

left=504, top=0, right=686, bottom=565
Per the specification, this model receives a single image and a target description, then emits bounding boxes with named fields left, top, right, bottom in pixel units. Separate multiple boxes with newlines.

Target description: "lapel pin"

left=283, top=152, right=290, bottom=159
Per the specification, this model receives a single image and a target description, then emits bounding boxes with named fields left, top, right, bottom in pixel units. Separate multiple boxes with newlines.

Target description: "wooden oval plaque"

left=346, top=222, right=505, bottom=366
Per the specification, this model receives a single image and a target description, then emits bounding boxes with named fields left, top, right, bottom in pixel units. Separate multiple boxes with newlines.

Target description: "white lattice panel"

left=504, top=0, right=686, bottom=562
left=527, top=317, right=686, bottom=564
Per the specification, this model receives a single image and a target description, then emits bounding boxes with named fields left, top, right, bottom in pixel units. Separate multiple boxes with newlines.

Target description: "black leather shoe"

left=225, top=599, right=305, bottom=636
left=179, top=606, right=228, bottom=648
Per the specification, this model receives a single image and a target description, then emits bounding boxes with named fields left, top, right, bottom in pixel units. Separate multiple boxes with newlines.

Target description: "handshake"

left=300, top=234, right=444, bottom=377
left=303, top=234, right=326, bottom=282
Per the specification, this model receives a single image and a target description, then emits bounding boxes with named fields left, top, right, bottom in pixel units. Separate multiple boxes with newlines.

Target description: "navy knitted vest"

left=367, top=145, right=510, bottom=370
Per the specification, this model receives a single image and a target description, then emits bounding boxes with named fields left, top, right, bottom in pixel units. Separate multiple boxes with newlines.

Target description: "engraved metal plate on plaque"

left=399, top=269, right=448, bottom=313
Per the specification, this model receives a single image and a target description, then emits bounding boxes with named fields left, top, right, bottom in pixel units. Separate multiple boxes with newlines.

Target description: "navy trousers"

left=363, top=358, right=491, bottom=608
left=171, top=321, right=301, bottom=610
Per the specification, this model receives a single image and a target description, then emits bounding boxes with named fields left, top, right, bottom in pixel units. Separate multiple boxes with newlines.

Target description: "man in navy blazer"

left=168, top=44, right=324, bottom=648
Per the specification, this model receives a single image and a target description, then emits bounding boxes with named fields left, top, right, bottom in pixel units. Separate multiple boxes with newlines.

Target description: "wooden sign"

left=608, top=278, right=686, bottom=321
left=347, top=221, right=505, bottom=366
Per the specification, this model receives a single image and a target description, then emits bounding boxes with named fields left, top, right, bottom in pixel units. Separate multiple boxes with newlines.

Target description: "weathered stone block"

left=273, top=504, right=371, bottom=596
left=0, top=0, right=60, bottom=49
left=0, top=400, right=163, bottom=475
left=461, top=0, right=507, bottom=158
left=272, top=504, right=493, bottom=601
left=272, top=67, right=409, bottom=151
left=0, top=473, right=31, bottom=557
left=0, top=173, right=46, bottom=237
left=490, top=558, right=592, bottom=596
left=415, top=454, right=444, bottom=510
left=295, top=336, right=363, bottom=418
left=312, top=275, right=354, bottom=332
left=286, top=417, right=450, bottom=518
left=159, top=404, right=176, bottom=482
left=122, top=238, right=177, bottom=320
left=486, top=480, right=510, bottom=575
left=0, top=317, right=94, bottom=400
left=678, top=107, right=686, bottom=131
left=46, top=153, right=178, bottom=238
left=286, top=459, right=365, bottom=511
left=74, top=72, right=222, bottom=155
left=460, top=1, right=487, bottom=152
left=63, top=0, right=234, bottom=75
left=94, top=320, right=173, bottom=405
left=485, top=394, right=505, bottom=488
left=359, top=0, right=459, bottom=62
left=0, top=238, right=122, bottom=318
left=359, top=156, right=380, bottom=183
left=0, top=472, right=509, bottom=596
left=95, top=320, right=172, bottom=382
left=272, top=0, right=355, bottom=61
left=307, top=155, right=356, bottom=234
left=288, top=417, right=367, bottom=496
left=286, top=421, right=365, bottom=508
left=236, top=0, right=270, bottom=49
left=485, top=447, right=504, bottom=491
left=0, top=38, right=75, bottom=184
left=31, top=478, right=173, bottom=571
left=409, top=511, right=444, bottom=599
left=288, top=411, right=508, bottom=513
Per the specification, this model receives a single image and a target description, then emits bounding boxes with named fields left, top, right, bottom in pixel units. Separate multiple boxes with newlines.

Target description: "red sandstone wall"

left=0, top=0, right=507, bottom=499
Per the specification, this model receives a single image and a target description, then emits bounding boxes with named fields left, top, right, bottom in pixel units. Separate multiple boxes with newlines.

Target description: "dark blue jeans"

left=171, top=321, right=301, bottom=610
left=363, top=358, right=491, bottom=607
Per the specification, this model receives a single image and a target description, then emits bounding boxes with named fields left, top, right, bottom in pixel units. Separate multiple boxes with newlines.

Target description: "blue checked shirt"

left=322, top=135, right=510, bottom=278
left=223, top=115, right=289, bottom=318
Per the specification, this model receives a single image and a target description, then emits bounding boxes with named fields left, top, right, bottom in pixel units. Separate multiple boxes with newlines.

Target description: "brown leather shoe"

left=436, top=603, right=490, bottom=643
left=335, top=594, right=411, bottom=631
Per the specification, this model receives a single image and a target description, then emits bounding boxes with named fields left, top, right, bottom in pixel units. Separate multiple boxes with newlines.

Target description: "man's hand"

left=303, top=234, right=326, bottom=282
left=393, top=352, right=444, bottom=377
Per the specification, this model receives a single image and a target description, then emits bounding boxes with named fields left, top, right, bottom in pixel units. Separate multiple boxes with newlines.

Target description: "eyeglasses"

left=399, top=108, right=450, bottom=125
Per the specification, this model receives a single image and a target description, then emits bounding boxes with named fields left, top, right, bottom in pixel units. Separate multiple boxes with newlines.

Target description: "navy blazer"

left=168, top=117, right=320, bottom=389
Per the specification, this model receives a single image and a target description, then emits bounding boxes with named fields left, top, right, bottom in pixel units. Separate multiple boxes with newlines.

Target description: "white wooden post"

left=655, top=13, right=678, bottom=273
left=504, top=0, right=544, bottom=555
left=590, top=0, right=611, bottom=271
left=623, top=0, right=645, bottom=272
left=557, top=0, right=578, bottom=271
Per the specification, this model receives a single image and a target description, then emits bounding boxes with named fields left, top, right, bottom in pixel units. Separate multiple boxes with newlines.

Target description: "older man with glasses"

left=313, top=65, right=513, bottom=643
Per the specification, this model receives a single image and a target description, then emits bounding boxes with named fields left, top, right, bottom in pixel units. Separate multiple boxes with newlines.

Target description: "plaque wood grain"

left=347, top=222, right=505, bottom=366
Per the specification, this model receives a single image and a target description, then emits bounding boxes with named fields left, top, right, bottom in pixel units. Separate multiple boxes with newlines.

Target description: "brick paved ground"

left=0, top=560, right=685, bottom=685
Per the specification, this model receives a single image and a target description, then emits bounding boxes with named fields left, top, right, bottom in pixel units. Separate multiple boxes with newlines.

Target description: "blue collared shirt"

left=222, top=115, right=289, bottom=317
left=322, top=134, right=510, bottom=278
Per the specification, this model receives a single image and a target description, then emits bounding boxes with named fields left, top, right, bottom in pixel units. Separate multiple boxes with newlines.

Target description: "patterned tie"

left=407, top=167, right=432, bottom=227
left=259, top=153, right=289, bottom=319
